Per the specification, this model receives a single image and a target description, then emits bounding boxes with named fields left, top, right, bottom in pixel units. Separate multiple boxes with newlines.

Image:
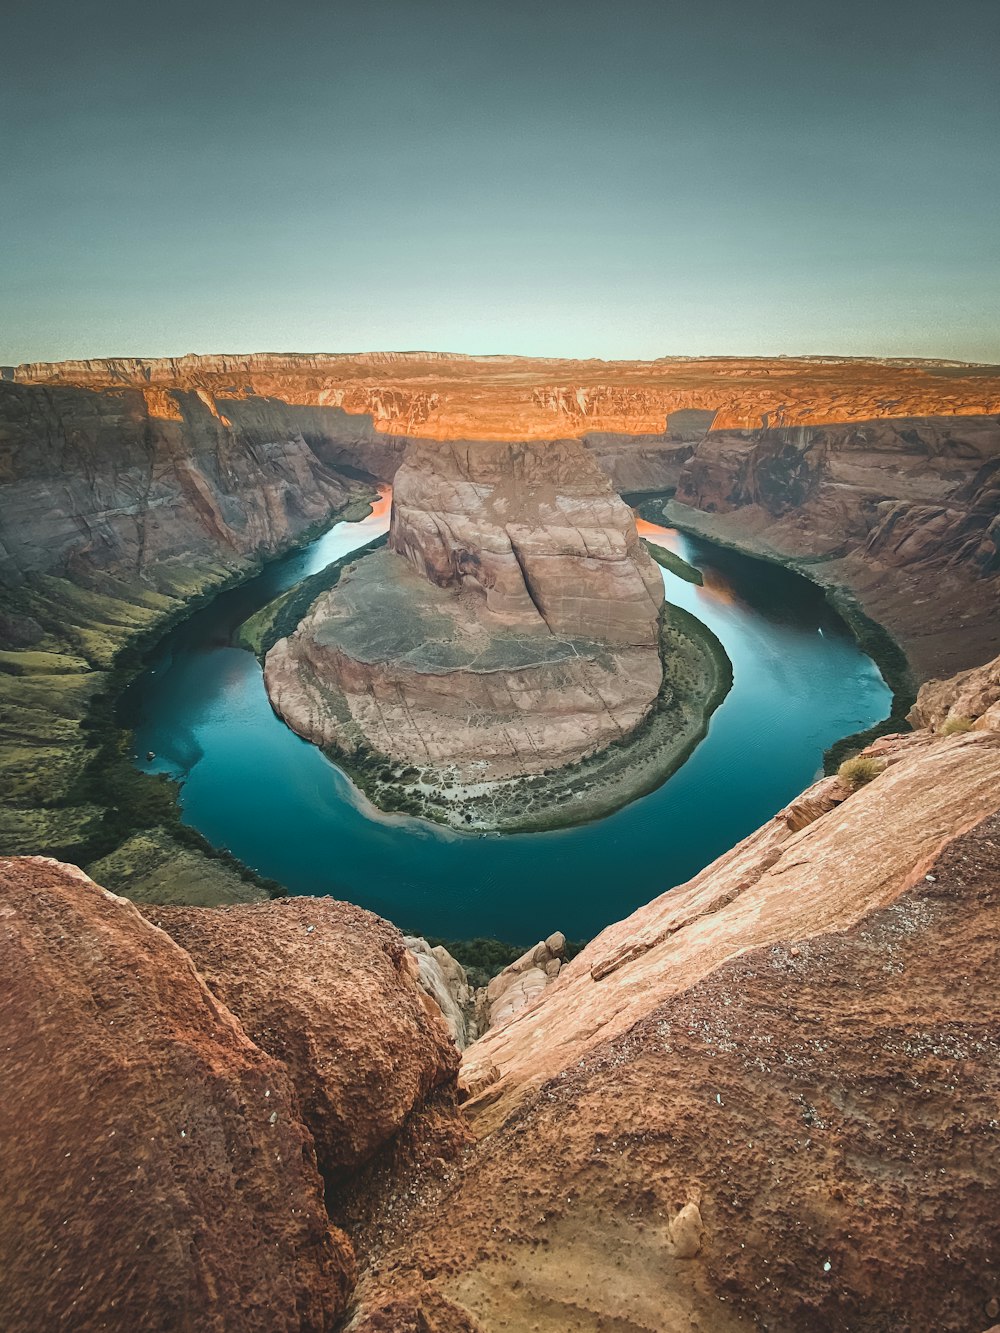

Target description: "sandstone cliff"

left=665, top=413, right=1000, bottom=679
left=0, top=858, right=467, bottom=1333
left=346, top=658, right=1000, bottom=1333
left=12, top=351, right=1000, bottom=441
left=263, top=440, right=666, bottom=793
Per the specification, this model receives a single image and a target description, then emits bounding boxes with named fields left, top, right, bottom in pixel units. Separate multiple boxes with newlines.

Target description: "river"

left=120, top=493, right=890, bottom=943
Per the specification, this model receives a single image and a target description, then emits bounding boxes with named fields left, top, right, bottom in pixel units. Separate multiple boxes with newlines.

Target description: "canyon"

left=3, top=353, right=997, bottom=864
left=2, top=654, right=998, bottom=1330
left=1, top=351, right=999, bottom=1329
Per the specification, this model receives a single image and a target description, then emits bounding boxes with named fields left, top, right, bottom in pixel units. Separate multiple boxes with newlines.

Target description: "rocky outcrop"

left=0, top=380, right=382, bottom=590
left=346, top=688, right=1000, bottom=1332
left=0, top=857, right=355, bottom=1332
left=475, top=931, right=566, bottom=1034
left=140, top=898, right=462, bottom=1184
left=388, top=442, right=664, bottom=643
left=405, top=937, right=478, bottom=1048
left=908, top=651, right=1000, bottom=733
left=264, top=440, right=665, bottom=787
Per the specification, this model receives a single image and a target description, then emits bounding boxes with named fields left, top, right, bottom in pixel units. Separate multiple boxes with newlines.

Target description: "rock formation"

left=665, top=413, right=1000, bottom=679
left=405, top=936, right=478, bottom=1048
left=263, top=440, right=666, bottom=787
left=0, top=857, right=355, bottom=1332
left=907, top=652, right=1000, bottom=733
left=475, top=931, right=566, bottom=1034
left=9, top=350, right=1000, bottom=441
left=348, top=658, right=1000, bottom=1332
left=138, top=898, right=463, bottom=1184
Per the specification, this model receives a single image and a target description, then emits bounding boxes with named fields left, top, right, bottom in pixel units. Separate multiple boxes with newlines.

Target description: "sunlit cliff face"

left=13, top=354, right=1000, bottom=441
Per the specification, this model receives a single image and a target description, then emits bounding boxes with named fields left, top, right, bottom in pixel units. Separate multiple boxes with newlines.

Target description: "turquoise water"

left=120, top=501, right=891, bottom=944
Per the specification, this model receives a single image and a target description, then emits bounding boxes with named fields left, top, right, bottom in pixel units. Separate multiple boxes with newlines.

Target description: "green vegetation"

left=642, top=538, right=704, bottom=585
left=0, top=494, right=375, bottom=903
left=940, top=716, right=974, bottom=734
left=837, top=755, right=885, bottom=789
left=89, top=828, right=271, bottom=906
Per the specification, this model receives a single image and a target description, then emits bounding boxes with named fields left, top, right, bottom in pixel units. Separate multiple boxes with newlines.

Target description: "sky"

left=2, top=0, right=998, bottom=364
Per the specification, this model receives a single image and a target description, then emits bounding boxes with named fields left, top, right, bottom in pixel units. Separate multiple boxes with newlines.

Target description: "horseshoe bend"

left=1, top=350, right=999, bottom=1332
left=261, top=438, right=730, bottom=828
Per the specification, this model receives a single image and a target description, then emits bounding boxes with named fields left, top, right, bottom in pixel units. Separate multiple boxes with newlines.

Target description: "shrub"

left=940, top=715, right=974, bottom=735
left=837, top=755, right=884, bottom=789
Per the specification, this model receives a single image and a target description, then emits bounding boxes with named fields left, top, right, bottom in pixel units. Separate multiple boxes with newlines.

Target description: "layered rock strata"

left=264, top=440, right=665, bottom=785
left=11, top=351, right=999, bottom=440
left=664, top=412, right=1000, bottom=678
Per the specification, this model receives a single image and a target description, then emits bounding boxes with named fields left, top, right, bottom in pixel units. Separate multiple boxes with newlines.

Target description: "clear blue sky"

left=2, top=0, right=998, bottom=364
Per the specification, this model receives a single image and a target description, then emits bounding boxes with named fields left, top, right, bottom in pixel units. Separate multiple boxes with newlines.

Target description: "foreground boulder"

left=0, top=858, right=354, bottom=1332
left=142, top=898, right=463, bottom=1183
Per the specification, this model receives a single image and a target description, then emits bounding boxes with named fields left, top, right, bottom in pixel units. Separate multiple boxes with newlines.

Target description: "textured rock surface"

left=908, top=650, right=1000, bottom=733
left=0, top=857, right=354, bottom=1333
left=405, top=937, right=478, bottom=1048
left=345, top=710, right=1000, bottom=1332
left=140, top=898, right=461, bottom=1185
left=0, top=380, right=375, bottom=588
left=476, top=931, right=566, bottom=1034
left=665, top=413, right=1000, bottom=678
left=264, top=441, right=665, bottom=783
left=389, top=441, right=664, bottom=644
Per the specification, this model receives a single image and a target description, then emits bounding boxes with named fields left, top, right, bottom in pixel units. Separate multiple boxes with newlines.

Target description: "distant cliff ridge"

left=2, top=353, right=997, bottom=679
left=11, top=350, right=1000, bottom=439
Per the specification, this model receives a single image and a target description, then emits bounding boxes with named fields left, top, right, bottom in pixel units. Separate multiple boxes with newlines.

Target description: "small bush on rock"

left=940, top=716, right=974, bottom=734
left=838, top=755, right=884, bottom=789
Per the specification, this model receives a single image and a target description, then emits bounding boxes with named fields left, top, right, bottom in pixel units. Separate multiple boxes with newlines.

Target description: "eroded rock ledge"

left=261, top=440, right=729, bottom=828
left=3, top=654, right=998, bottom=1332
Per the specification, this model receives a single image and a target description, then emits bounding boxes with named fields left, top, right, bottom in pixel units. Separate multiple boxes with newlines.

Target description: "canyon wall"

left=0, top=379, right=392, bottom=591
left=10, top=350, right=1000, bottom=439
left=6, top=353, right=998, bottom=683
left=666, top=413, right=1000, bottom=679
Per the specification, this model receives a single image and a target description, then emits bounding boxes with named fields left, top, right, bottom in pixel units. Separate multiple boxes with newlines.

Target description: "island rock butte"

left=263, top=439, right=665, bottom=782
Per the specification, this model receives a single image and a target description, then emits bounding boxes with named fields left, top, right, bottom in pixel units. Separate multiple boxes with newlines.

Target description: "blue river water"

left=121, top=497, right=890, bottom=944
